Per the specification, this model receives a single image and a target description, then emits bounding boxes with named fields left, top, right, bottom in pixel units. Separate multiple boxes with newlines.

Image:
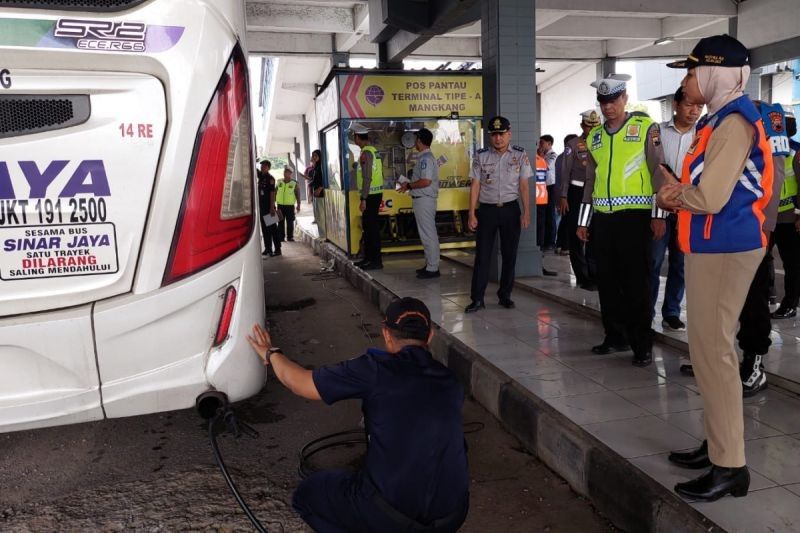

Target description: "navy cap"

left=384, top=297, right=431, bottom=341
left=487, top=116, right=511, bottom=133
left=667, top=34, right=749, bottom=69
left=416, top=128, right=433, bottom=146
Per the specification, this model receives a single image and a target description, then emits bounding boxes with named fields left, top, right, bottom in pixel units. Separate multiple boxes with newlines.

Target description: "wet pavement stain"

left=265, top=298, right=316, bottom=311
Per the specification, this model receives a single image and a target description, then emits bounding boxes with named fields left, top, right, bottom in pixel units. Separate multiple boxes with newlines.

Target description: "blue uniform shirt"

left=312, top=345, right=469, bottom=522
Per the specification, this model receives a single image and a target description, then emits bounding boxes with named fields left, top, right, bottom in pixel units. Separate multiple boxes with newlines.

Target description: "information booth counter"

left=315, top=69, right=483, bottom=256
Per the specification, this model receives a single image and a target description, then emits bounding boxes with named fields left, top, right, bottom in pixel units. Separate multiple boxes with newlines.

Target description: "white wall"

left=636, top=60, right=684, bottom=102
left=539, top=63, right=597, bottom=154
left=772, top=71, right=794, bottom=106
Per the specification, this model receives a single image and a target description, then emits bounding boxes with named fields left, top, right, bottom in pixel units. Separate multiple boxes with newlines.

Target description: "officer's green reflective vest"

left=588, top=114, right=654, bottom=212
left=779, top=152, right=797, bottom=213
left=356, top=145, right=384, bottom=195
left=276, top=180, right=297, bottom=205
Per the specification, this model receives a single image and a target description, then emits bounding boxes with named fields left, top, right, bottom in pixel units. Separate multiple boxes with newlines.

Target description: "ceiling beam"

left=532, top=0, right=735, bottom=16
left=246, top=2, right=355, bottom=33
left=411, top=36, right=481, bottom=60
left=539, top=16, right=660, bottom=40
left=335, top=3, right=369, bottom=51
left=248, top=31, right=332, bottom=55
left=537, top=39, right=605, bottom=61
left=536, top=9, right=569, bottom=31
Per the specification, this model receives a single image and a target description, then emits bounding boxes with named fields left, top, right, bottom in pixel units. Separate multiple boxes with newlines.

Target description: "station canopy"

left=248, top=0, right=800, bottom=155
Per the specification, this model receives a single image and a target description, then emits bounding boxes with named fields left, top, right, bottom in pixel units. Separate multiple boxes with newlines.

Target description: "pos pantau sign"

left=339, top=74, right=482, bottom=119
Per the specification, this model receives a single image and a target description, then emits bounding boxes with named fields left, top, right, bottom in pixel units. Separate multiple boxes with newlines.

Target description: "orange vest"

left=677, top=96, right=773, bottom=254
left=535, top=154, right=548, bottom=205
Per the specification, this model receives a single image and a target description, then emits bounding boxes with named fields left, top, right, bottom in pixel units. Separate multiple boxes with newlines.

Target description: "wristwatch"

left=268, top=347, right=282, bottom=355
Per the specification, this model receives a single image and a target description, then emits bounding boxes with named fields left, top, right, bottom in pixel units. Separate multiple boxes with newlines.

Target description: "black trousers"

left=278, top=205, right=296, bottom=241
left=260, top=216, right=281, bottom=254
left=362, top=194, right=383, bottom=264
left=592, top=210, right=653, bottom=354
left=565, top=185, right=595, bottom=286
left=737, top=252, right=772, bottom=355
left=470, top=202, right=521, bottom=302
left=772, top=223, right=800, bottom=309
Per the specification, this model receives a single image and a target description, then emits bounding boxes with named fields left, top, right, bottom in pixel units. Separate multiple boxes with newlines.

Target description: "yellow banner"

left=339, top=74, right=482, bottom=119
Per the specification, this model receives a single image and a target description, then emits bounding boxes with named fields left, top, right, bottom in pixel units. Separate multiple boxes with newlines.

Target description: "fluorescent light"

left=654, top=37, right=676, bottom=46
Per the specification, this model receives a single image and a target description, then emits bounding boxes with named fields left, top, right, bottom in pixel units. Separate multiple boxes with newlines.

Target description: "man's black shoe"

left=542, top=268, right=558, bottom=276
left=662, top=316, right=686, bottom=331
left=669, top=440, right=711, bottom=469
left=270, top=251, right=282, bottom=257
left=361, top=262, right=383, bottom=271
left=771, top=306, right=796, bottom=319
left=591, top=341, right=630, bottom=355
left=632, top=351, right=652, bottom=367
left=416, top=265, right=428, bottom=274
left=287, top=238, right=295, bottom=242
left=354, top=259, right=369, bottom=267
left=680, top=364, right=695, bottom=376
left=417, top=270, right=440, bottom=279
left=464, top=301, right=485, bottom=313
left=499, top=298, right=515, bottom=309
left=262, top=251, right=271, bottom=257
left=674, top=465, right=750, bottom=502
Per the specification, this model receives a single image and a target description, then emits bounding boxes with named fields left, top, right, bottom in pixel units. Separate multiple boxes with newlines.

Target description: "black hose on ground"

left=208, top=408, right=268, bottom=533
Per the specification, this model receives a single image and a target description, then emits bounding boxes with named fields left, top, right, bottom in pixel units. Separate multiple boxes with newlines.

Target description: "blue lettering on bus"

left=0, top=160, right=111, bottom=199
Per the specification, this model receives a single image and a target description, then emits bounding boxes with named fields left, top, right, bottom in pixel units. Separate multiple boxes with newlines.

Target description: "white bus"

left=0, top=0, right=265, bottom=432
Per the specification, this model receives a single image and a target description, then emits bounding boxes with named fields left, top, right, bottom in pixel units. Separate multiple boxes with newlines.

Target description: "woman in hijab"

left=657, top=34, right=774, bottom=502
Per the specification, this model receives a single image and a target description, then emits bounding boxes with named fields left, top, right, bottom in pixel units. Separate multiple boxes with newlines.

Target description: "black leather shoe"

left=632, top=352, right=652, bottom=367
left=354, top=259, right=369, bottom=267
left=591, top=341, right=630, bottom=355
left=361, top=262, right=383, bottom=271
left=498, top=298, right=515, bottom=309
left=669, top=440, right=711, bottom=469
left=542, top=268, right=558, bottom=277
left=416, top=270, right=440, bottom=279
left=416, top=266, right=428, bottom=274
left=674, top=465, right=750, bottom=502
left=771, top=306, right=797, bottom=319
left=679, top=364, right=695, bottom=376
left=465, top=301, right=485, bottom=313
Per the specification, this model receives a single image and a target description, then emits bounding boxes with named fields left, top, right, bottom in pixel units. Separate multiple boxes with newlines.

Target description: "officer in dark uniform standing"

left=465, top=116, right=534, bottom=313
left=560, top=109, right=601, bottom=289
left=577, top=75, right=667, bottom=367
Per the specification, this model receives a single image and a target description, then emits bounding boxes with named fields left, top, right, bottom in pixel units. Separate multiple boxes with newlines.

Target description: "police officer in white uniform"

left=401, top=128, right=441, bottom=279
left=465, top=116, right=534, bottom=313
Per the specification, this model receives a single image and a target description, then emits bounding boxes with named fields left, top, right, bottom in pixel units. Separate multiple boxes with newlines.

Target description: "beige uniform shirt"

left=560, top=135, right=591, bottom=198
left=469, top=145, right=534, bottom=205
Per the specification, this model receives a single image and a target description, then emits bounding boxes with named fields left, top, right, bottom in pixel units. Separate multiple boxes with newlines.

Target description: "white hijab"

left=695, top=65, right=751, bottom=115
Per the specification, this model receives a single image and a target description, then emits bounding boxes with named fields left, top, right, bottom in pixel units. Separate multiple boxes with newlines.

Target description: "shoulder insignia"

left=511, top=145, right=525, bottom=152
left=477, top=147, right=489, bottom=154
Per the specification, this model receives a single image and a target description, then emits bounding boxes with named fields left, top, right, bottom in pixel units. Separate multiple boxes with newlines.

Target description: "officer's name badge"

left=624, top=124, right=641, bottom=142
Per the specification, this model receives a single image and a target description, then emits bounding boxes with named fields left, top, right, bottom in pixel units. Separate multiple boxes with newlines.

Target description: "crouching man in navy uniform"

left=247, top=297, right=469, bottom=532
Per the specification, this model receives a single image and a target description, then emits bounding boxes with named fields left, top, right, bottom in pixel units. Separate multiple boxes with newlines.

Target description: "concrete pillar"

left=480, top=0, right=541, bottom=278
left=597, top=58, right=616, bottom=79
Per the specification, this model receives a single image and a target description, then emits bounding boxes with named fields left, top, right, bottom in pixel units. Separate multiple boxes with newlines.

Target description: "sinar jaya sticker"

left=0, top=223, right=119, bottom=280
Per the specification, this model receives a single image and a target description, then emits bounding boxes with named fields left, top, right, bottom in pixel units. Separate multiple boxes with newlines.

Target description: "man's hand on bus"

left=247, top=324, right=273, bottom=365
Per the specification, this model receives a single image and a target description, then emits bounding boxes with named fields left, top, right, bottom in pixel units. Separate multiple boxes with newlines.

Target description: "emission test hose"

left=209, top=413, right=268, bottom=533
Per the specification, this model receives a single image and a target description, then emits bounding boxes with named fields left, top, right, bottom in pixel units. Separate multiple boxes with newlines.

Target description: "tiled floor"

left=297, top=217, right=800, bottom=531
left=444, top=248, right=800, bottom=394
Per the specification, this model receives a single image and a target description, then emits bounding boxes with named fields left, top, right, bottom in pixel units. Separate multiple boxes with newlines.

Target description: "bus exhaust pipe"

left=195, top=390, right=229, bottom=420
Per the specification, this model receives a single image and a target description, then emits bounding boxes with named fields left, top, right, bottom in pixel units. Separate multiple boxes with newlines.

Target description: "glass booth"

left=315, top=69, right=483, bottom=256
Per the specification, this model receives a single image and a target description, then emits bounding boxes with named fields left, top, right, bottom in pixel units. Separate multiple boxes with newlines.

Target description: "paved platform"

left=294, top=215, right=800, bottom=532
left=447, top=249, right=800, bottom=397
